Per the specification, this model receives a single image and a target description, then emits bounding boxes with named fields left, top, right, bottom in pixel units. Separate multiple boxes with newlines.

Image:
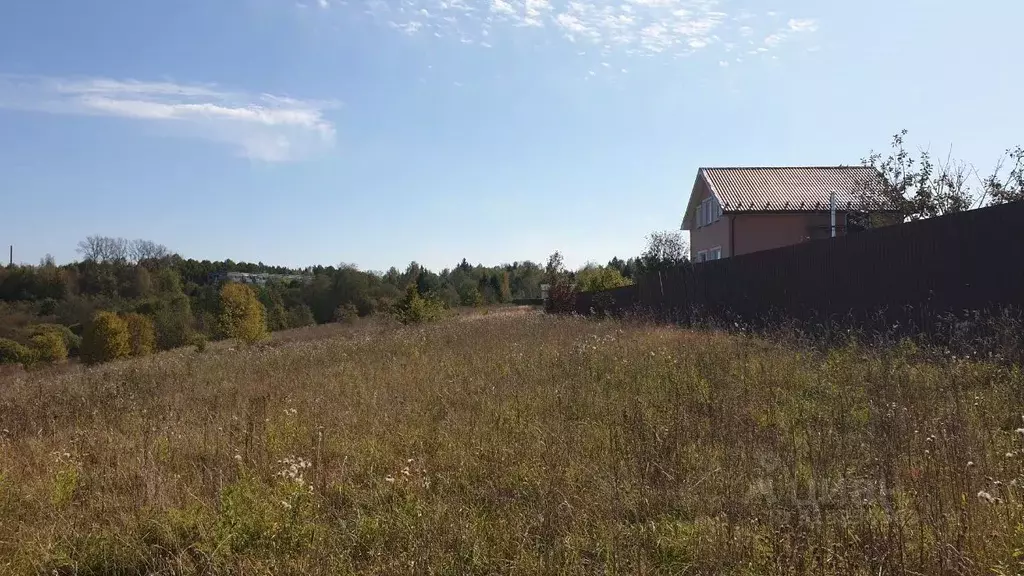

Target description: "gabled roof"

left=682, top=166, right=895, bottom=230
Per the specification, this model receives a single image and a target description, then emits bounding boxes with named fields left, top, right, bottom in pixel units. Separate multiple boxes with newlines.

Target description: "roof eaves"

left=681, top=171, right=707, bottom=231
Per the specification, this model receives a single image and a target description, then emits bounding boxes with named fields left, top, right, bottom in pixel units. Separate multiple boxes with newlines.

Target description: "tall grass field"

left=1, top=310, right=1023, bottom=574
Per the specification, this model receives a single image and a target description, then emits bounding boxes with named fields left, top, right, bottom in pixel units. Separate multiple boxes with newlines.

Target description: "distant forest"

left=0, top=234, right=654, bottom=358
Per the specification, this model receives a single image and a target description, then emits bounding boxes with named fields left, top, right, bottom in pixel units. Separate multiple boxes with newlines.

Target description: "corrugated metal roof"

left=702, top=166, right=893, bottom=212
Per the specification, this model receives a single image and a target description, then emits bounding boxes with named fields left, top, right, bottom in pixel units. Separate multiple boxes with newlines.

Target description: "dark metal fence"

left=576, top=201, right=1024, bottom=337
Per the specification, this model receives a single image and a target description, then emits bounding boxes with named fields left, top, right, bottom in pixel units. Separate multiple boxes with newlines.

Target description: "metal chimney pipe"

left=830, top=191, right=837, bottom=238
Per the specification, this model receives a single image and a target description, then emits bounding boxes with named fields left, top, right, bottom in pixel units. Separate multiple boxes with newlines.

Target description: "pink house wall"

left=731, top=212, right=852, bottom=256
left=690, top=206, right=864, bottom=259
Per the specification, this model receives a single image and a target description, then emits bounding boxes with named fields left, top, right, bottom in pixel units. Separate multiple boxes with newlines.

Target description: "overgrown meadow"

left=1, top=310, right=1023, bottom=574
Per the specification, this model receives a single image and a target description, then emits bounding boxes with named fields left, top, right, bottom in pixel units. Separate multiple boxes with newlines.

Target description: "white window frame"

left=708, top=246, right=722, bottom=260
left=697, top=250, right=708, bottom=262
left=696, top=197, right=721, bottom=228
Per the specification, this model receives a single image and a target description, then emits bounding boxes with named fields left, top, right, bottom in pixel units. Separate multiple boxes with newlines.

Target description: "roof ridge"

left=702, top=165, right=872, bottom=170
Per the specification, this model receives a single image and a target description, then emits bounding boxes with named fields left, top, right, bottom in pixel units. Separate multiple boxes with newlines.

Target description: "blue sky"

left=1, top=0, right=1021, bottom=272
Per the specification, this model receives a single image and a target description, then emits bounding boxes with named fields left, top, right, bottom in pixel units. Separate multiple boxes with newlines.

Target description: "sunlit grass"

left=1, top=312, right=1022, bottom=574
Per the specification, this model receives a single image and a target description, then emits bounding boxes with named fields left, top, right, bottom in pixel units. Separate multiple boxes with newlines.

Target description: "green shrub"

left=159, top=297, right=194, bottom=349
left=394, top=285, right=447, bottom=325
left=28, top=324, right=82, bottom=356
left=29, top=331, right=68, bottom=364
left=81, top=312, right=131, bottom=365
left=544, top=282, right=578, bottom=314
left=190, top=333, right=208, bottom=353
left=0, top=338, right=35, bottom=367
left=576, top=265, right=632, bottom=293
left=138, top=295, right=193, bottom=351
left=333, top=303, right=360, bottom=325
left=287, top=304, right=316, bottom=329
left=123, top=313, right=156, bottom=357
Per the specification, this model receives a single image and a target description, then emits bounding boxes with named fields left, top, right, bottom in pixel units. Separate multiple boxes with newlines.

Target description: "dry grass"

left=1, top=313, right=1023, bottom=575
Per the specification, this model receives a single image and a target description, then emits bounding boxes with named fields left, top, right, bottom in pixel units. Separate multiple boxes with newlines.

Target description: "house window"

left=708, top=246, right=722, bottom=260
left=697, top=197, right=721, bottom=228
left=696, top=250, right=708, bottom=262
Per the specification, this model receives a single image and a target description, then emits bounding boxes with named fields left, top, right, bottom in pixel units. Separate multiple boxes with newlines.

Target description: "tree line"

left=0, top=234, right=667, bottom=366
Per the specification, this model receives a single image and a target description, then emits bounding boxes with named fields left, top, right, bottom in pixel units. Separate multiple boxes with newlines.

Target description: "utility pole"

left=8, top=245, right=11, bottom=266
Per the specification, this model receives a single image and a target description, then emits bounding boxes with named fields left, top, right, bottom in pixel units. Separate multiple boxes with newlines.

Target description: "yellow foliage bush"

left=219, top=283, right=268, bottom=344
left=123, top=313, right=156, bottom=357
left=29, top=331, right=68, bottom=364
left=81, top=311, right=131, bottom=365
left=0, top=337, right=35, bottom=367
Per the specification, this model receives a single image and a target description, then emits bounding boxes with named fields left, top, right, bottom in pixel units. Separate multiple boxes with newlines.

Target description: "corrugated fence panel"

left=576, top=201, right=1024, bottom=334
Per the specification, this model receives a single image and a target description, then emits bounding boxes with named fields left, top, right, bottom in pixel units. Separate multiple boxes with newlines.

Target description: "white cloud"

left=390, top=20, right=424, bottom=33
left=491, top=0, right=515, bottom=15
left=555, top=12, right=589, bottom=34
left=523, top=0, right=552, bottom=26
left=353, top=0, right=818, bottom=65
left=788, top=18, right=817, bottom=32
left=754, top=17, right=816, bottom=53
left=628, top=0, right=678, bottom=7
left=0, top=75, right=336, bottom=162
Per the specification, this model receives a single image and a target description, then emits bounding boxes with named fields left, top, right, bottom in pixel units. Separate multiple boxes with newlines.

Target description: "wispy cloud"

left=0, top=75, right=337, bottom=161
left=787, top=18, right=818, bottom=32
left=366, top=0, right=817, bottom=62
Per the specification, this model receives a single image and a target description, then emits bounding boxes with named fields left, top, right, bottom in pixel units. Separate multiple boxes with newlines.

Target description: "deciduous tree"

left=218, top=283, right=268, bottom=344
left=81, top=311, right=131, bottom=365
left=123, top=313, right=156, bottom=356
left=577, top=265, right=632, bottom=292
left=638, top=231, right=688, bottom=274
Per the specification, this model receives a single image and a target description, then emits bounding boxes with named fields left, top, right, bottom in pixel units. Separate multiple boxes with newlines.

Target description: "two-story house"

left=681, top=166, right=898, bottom=261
